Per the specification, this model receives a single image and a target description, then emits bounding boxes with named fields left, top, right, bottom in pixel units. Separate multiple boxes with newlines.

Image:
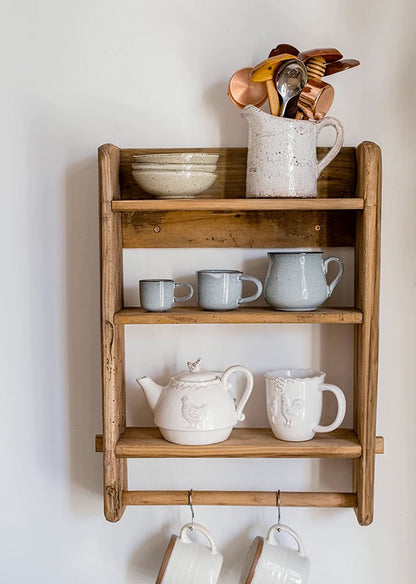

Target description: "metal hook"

left=188, top=489, right=195, bottom=527
left=276, top=490, right=281, bottom=531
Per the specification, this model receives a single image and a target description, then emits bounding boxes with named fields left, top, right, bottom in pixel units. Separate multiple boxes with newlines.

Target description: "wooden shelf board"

left=114, top=307, right=363, bottom=324
left=95, top=427, right=384, bottom=459
left=114, top=307, right=363, bottom=325
left=112, top=198, right=364, bottom=212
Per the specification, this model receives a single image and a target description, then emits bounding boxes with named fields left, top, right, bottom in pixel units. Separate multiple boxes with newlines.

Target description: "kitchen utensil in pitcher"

left=274, top=59, right=307, bottom=117
left=250, top=53, right=295, bottom=115
left=268, top=43, right=299, bottom=58
left=297, top=78, right=335, bottom=120
left=228, top=67, right=268, bottom=108
left=324, top=58, right=360, bottom=76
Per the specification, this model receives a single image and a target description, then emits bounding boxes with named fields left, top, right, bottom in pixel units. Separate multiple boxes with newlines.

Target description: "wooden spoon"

left=324, top=59, right=360, bottom=76
left=268, top=43, right=299, bottom=58
left=251, top=53, right=295, bottom=115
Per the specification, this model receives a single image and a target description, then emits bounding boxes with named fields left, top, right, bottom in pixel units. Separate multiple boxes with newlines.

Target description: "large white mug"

left=155, top=522, right=223, bottom=584
left=265, top=369, right=346, bottom=441
left=242, top=105, right=344, bottom=198
left=240, top=523, right=311, bottom=584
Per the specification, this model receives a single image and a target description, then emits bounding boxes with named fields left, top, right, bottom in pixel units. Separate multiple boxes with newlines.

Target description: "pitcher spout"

left=136, top=376, right=164, bottom=412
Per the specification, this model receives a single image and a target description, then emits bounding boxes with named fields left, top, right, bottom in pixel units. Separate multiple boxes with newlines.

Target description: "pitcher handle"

left=221, top=365, right=254, bottom=422
left=239, top=275, right=263, bottom=305
left=313, top=383, right=346, bottom=433
left=315, top=117, right=344, bottom=178
left=323, top=256, right=344, bottom=298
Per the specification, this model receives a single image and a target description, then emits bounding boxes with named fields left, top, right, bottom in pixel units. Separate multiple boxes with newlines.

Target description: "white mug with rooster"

left=265, top=369, right=346, bottom=441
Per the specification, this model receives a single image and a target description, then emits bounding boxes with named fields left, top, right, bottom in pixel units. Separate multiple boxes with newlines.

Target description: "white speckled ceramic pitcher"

left=242, top=105, right=344, bottom=198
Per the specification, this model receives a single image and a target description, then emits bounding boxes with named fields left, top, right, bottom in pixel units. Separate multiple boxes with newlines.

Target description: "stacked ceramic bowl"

left=131, top=152, right=219, bottom=199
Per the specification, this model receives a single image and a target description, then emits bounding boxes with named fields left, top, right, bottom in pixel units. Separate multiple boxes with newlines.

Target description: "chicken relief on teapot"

left=136, top=358, right=254, bottom=446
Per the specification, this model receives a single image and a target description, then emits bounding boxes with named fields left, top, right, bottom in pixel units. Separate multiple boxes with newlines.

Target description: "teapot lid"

left=176, top=358, right=218, bottom=382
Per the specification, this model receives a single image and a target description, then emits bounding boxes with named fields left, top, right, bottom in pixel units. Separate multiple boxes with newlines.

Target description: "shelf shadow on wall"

left=65, top=156, right=104, bottom=515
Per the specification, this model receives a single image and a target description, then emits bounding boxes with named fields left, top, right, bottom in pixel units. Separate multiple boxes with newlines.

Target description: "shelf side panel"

left=119, top=147, right=356, bottom=200
left=354, top=141, right=382, bottom=526
left=121, top=209, right=356, bottom=248
left=99, top=144, right=127, bottom=521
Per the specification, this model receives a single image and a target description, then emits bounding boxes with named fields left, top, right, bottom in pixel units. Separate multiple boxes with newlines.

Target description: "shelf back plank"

left=121, top=209, right=356, bottom=248
left=353, top=141, right=382, bottom=526
left=119, top=147, right=356, bottom=200
left=99, top=144, right=128, bottom=522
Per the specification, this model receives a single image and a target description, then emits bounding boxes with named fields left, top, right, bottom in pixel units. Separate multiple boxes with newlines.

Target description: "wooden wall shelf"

left=97, top=142, right=382, bottom=526
left=95, top=427, right=384, bottom=459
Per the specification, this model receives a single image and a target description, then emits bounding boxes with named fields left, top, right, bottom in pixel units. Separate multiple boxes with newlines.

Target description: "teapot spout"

left=136, top=377, right=163, bottom=412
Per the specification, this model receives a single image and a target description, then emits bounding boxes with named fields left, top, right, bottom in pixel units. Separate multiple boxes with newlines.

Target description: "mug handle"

left=266, top=523, right=306, bottom=557
left=174, top=282, right=194, bottom=302
left=313, top=383, right=346, bottom=433
left=180, top=522, right=218, bottom=555
left=221, top=365, right=254, bottom=422
left=315, top=117, right=344, bottom=178
left=238, top=275, right=263, bottom=305
left=323, top=256, right=344, bottom=298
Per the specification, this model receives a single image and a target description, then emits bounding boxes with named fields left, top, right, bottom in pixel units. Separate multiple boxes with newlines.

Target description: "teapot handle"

left=221, top=366, right=254, bottom=422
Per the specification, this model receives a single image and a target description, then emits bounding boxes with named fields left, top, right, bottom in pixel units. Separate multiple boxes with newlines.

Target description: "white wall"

left=2, top=0, right=415, bottom=582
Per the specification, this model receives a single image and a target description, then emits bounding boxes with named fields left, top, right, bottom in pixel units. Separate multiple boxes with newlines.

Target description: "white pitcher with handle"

left=242, top=105, right=344, bottom=198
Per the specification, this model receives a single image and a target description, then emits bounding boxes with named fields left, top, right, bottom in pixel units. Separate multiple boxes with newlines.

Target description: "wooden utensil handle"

left=265, top=79, right=280, bottom=116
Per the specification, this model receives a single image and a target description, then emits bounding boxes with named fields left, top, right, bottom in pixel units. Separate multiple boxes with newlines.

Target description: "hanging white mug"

left=240, top=523, right=311, bottom=584
left=242, top=105, right=344, bottom=198
left=155, top=522, right=223, bottom=584
left=265, top=369, right=346, bottom=441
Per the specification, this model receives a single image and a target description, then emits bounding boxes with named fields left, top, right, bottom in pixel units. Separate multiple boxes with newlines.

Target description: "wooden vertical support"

left=99, top=144, right=127, bottom=521
left=354, top=142, right=382, bottom=525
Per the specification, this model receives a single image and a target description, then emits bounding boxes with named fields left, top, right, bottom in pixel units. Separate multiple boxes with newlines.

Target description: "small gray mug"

left=139, top=279, right=193, bottom=312
left=197, top=269, right=263, bottom=311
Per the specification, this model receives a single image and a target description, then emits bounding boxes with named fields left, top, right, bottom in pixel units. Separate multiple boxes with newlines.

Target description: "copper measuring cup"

left=227, top=67, right=268, bottom=109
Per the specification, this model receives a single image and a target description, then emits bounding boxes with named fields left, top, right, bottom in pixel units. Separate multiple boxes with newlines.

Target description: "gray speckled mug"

left=264, top=251, right=343, bottom=311
left=139, top=279, right=193, bottom=312
left=197, top=270, right=263, bottom=311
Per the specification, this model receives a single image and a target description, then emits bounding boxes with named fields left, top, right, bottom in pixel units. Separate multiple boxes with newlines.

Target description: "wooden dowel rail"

left=122, top=490, right=357, bottom=508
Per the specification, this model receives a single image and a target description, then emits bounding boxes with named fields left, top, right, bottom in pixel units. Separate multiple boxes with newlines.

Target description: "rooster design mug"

left=265, top=369, right=346, bottom=441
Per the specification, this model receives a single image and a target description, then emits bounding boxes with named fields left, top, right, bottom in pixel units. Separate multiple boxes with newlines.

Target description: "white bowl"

left=132, top=170, right=217, bottom=198
left=132, top=152, right=219, bottom=164
left=131, top=163, right=217, bottom=173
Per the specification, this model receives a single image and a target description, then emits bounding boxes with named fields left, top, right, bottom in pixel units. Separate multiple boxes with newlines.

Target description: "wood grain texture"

left=99, top=144, right=127, bottom=522
left=114, top=307, right=363, bottom=325
left=122, top=490, right=357, bottom=508
left=353, top=142, right=382, bottom=526
left=94, top=427, right=383, bottom=459
left=112, top=198, right=364, bottom=212
left=121, top=209, right=356, bottom=248
left=119, top=147, right=356, bottom=200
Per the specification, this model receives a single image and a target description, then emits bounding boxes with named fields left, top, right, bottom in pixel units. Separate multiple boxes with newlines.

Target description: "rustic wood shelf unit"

left=96, top=143, right=383, bottom=526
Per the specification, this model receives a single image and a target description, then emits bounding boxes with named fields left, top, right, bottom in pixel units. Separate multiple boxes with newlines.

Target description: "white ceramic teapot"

left=136, top=358, right=254, bottom=445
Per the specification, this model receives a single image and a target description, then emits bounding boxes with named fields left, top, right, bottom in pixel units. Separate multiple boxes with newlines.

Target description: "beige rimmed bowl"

left=132, top=169, right=217, bottom=198
left=132, top=152, right=219, bottom=164
left=131, top=162, right=217, bottom=172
